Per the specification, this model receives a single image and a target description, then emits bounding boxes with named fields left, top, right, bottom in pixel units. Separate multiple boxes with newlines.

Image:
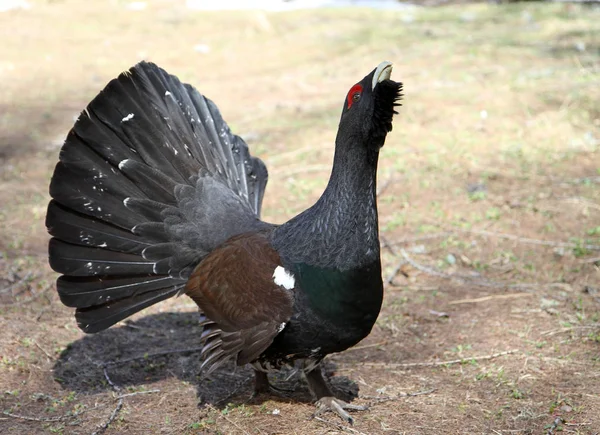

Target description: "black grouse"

left=46, top=61, right=402, bottom=423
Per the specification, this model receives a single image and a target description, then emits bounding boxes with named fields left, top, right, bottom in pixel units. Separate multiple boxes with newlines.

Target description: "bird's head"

left=337, top=61, right=403, bottom=149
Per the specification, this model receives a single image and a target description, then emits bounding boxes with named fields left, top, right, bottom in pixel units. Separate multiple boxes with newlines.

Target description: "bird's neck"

left=273, top=141, right=381, bottom=270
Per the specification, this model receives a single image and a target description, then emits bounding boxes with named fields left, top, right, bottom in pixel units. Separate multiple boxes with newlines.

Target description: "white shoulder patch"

left=273, top=266, right=295, bottom=290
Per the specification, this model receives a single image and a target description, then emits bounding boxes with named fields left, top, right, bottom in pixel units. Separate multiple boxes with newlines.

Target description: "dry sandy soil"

left=1, top=1, right=599, bottom=434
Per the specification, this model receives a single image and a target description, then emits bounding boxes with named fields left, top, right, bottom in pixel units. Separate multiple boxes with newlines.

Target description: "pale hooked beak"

left=372, top=61, right=393, bottom=90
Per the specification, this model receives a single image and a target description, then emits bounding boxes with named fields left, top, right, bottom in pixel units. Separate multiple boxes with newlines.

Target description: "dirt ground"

left=1, top=1, right=599, bottom=434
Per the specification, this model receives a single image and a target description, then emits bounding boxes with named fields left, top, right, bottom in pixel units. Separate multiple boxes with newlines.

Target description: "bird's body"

left=47, top=61, right=402, bottom=422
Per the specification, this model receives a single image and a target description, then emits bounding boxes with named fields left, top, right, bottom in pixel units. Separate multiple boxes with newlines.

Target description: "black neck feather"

left=272, top=138, right=380, bottom=270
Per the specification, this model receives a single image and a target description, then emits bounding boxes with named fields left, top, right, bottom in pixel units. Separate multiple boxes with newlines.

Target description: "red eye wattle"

left=346, top=84, right=363, bottom=109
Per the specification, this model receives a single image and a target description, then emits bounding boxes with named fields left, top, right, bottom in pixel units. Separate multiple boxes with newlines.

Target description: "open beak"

left=372, top=61, right=393, bottom=91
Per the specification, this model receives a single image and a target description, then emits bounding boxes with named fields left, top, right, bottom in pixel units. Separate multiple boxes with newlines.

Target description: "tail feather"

left=49, top=239, right=161, bottom=276
left=89, top=79, right=191, bottom=184
left=122, top=197, right=169, bottom=223
left=118, top=159, right=179, bottom=205
left=75, top=286, right=182, bottom=333
left=47, top=61, right=270, bottom=332
left=50, top=134, right=148, bottom=230
left=47, top=201, right=149, bottom=254
left=58, top=275, right=180, bottom=308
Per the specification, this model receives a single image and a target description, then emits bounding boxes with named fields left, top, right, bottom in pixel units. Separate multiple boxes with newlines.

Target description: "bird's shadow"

left=53, top=312, right=359, bottom=408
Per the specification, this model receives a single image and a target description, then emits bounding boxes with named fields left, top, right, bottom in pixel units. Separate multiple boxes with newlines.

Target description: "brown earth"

left=0, top=1, right=599, bottom=434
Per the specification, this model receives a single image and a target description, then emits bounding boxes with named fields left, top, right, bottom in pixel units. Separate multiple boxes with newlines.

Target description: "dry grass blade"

left=358, top=349, right=520, bottom=369
left=362, top=388, right=437, bottom=404
left=449, top=293, right=533, bottom=305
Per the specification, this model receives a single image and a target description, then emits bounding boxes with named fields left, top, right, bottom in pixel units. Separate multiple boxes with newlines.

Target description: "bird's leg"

left=254, top=370, right=271, bottom=395
left=303, top=364, right=367, bottom=425
left=252, top=370, right=295, bottom=397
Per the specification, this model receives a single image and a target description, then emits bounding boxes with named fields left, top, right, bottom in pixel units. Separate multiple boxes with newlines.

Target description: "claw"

left=312, top=396, right=368, bottom=425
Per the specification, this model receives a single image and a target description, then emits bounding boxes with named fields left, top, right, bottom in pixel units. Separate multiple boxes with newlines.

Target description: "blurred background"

left=0, top=1, right=599, bottom=434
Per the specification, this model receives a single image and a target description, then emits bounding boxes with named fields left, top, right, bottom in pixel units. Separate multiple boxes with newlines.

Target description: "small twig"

left=559, top=196, right=600, bottom=212
left=102, top=346, right=205, bottom=367
left=581, top=256, right=600, bottom=264
left=3, top=404, right=105, bottom=423
left=403, top=285, right=440, bottom=291
left=391, top=232, right=451, bottom=246
left=400, top=249, right=537, bottom=290
left=380, top=235, right=398, bottom=256
left=116, top=389, right=160, bottom=399
left=540, top=325, right=600, bottom=336
left=385, top=260, right=407, bottom=285
left=357, top=349, right=519, bottom=370
left=2, top=412, right=65, bottom=423
left=0, top=283, right=53, bottom=307
left=564, top=421, right=592, bottom=427
left=584, top=286, right=600, bottom=305
left=546, top=416, right=565, bottom=435
left=35, top=306, right=53, bottom=322
left=313, top=416, right=367, bottom=435
left=34, top=340, right=54, bottom=361
left=0, top=271, right=34, bottom=295
left=452, top=228, right=600, bottom=251
left=449, top=293, right=533, bottom=305
left=92, top=368, right=123, bottom=435
left=551, top=0, right=600, bottom=5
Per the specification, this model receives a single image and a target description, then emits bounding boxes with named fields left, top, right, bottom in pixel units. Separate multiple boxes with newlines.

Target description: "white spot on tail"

left=277, top=322, right=286, bottom=333
left=118, top=159, right=130, bottom=170
left=165, top=91, right=172, bottom=97
left=123, top=197, right=131, bottom=207
left=122, top=113, right=134, bottom=122
left=273, top=266, right=294, bottom=290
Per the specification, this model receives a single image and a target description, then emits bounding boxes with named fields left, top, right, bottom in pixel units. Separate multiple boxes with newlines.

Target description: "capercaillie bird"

left=46, top=61, right=402, bottom=422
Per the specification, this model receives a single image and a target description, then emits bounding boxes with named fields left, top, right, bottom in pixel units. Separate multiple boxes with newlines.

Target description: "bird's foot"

left=312, top=396, right=368, bottom=425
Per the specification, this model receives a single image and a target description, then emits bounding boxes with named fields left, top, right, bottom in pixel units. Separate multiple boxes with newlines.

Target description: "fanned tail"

left=47, top=62, right=269, bottom=333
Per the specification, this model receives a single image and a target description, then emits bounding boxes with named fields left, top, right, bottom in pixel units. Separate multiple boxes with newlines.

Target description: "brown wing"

left=184, top=231, right=294, bottom=375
